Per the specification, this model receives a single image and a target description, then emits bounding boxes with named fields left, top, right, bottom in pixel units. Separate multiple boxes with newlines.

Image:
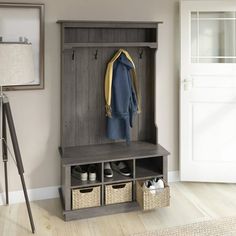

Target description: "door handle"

left=182, top=78, right=192, bottom=91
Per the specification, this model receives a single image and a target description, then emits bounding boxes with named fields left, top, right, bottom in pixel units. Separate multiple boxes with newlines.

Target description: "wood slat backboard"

left=60, top=23, right=158, bottom=149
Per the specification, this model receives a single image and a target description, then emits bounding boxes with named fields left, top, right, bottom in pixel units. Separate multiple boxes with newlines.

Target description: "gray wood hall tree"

left=57, top=21, right=170, bottom=221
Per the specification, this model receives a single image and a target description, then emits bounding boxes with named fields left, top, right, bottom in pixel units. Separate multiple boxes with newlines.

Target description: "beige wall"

left=0, top=0, right=179, bottom=192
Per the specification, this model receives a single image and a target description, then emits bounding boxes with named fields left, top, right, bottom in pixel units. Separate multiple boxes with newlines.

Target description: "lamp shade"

left=0, top=43, right=34, bottom=86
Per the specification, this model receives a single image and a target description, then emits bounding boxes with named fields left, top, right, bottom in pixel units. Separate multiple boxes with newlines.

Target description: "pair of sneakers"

left=144, top=178, right=165, bottom=194
left=104, top=161, right=131, bottom=178
left=72, top=165, right=97, bottom=181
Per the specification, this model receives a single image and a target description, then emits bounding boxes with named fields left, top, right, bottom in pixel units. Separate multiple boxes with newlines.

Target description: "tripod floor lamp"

left=0, top=42, right=35, bottom=233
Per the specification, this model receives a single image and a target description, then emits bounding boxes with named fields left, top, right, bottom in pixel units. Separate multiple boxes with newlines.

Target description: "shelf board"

left=71, top=176, right=101, bottom=188
left=60, top=141, right=169, bottom=166
left=63, top=42, right=157, bottom=50
left=104, top=171, right=133, bottom=184
left=135, top=165, right=163, bottom=180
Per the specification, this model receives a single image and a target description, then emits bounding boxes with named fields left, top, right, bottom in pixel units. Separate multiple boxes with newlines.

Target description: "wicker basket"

left=105, top=182, right=132, bottom=205
left=72, top=186, right=101, bottom=210
left=136, top=180, right=170, bottom=210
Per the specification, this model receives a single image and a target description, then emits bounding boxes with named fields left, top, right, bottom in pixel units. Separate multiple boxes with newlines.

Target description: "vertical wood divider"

left=133, top=159, right=136, bottom=201
left=163, top=156, right=168, bottom=183
left=64, top=165, right=71, bottom=210
left=101, top=162, right=104, bottom=205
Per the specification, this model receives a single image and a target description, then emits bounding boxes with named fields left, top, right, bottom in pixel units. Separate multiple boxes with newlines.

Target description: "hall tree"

left=57, top=21, right=170, bottom=220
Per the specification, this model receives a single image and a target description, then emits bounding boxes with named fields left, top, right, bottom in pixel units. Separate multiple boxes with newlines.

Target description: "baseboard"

left=0, top=171, right=180, bottom=205
left=168, top=170, right=180, bottom=182
left=0, top=185, right=60, bottom=206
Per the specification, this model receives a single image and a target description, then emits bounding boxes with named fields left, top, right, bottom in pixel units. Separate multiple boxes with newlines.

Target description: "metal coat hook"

left=94, top=49, right=98, bottom=60
left=139, top=49, right=143, bottom=59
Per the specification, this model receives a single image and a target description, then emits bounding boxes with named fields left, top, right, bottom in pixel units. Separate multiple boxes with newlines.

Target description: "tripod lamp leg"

left=3, top=99, right=35, bottom=233
left=2, top=100, right=9, bottom=205
left=3, top=162, right=8, bottom=205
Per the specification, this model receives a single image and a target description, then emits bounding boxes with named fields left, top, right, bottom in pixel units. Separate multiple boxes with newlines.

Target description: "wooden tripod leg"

left=3, top=162, right=8, bottom=204
left=2, top=103, right=9, bottom=205
left=3, top=101, right=35, bottom=234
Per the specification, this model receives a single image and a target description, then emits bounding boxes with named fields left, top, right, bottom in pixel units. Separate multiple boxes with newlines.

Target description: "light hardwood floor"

left=1, top=182, right=236, bottom=236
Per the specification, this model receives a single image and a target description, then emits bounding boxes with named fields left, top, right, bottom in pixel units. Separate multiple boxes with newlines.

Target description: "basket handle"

left=112, top=183, right=126, bottom=189
left=79, top=188, right=94, bottom=193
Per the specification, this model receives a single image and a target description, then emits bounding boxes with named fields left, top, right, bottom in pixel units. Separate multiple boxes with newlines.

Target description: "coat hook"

left=139, top=50, right=143, bottom=59
left=72, top=50, right=75, bottom=60
left=94, top=49, right=98, bottom=60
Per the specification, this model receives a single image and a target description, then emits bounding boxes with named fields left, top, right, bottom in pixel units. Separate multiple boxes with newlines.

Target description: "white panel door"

left=180, top=0, right=236, bottom=182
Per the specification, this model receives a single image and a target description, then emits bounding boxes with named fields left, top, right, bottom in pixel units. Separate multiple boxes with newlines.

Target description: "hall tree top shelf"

left=58, top=20, right=163, bottom=50
left=57, top=20, right=163, bottom=27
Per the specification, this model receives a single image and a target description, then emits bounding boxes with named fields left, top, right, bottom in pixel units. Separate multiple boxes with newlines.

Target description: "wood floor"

left=1, top=182, right=236, bottom=236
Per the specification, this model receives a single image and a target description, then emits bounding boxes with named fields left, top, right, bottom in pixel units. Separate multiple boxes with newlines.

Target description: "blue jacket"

left=106, top=53, right=138, bottom=143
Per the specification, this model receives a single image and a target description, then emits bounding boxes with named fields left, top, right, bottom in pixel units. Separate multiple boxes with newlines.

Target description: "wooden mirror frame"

left=0, top=3, right=45, bottom=91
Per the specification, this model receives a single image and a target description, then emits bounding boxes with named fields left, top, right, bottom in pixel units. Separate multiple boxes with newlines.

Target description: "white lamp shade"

left=0, top=43, right=35, bottom=86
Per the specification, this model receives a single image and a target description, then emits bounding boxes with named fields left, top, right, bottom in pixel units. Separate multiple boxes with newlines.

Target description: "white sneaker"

left=104, top=162, right=113, bottom=178
left=153, top=178, right=165, bottom=192
left=88, top=164, right=97, bottom=181
left=144, top=180, right=156, bottom=194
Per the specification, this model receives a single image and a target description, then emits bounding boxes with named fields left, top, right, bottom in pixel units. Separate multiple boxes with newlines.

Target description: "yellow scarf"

left=104, top=49, right=141, bottom=117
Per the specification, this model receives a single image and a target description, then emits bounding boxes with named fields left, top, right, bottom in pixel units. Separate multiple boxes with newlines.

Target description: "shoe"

left=104, top=162, right=113, bottom=178
left=72, top=166, right=88, bottom=181
left=111, top=161, right=131, bottom=177
left=144, top=180, right=152, bottom=188
left=88, top=164, right=97, bottom=181
left=144, top=180, right=156, bottom=194
left=153, top=178, right=165, bottom=190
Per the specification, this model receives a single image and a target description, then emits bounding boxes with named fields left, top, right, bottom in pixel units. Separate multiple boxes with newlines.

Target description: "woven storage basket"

left=136, top=180, right=170, bottom=210
left=72, top=186, right=101, bottom=210
left=105, top=182, right=132, bottom=205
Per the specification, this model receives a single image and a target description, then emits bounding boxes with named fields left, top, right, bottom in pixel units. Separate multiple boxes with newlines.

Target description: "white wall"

left=0, top=0, right=179, bottom=193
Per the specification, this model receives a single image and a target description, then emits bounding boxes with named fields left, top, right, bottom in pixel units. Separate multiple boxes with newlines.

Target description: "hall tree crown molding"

left=57, top=20, right=169, bottom=221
